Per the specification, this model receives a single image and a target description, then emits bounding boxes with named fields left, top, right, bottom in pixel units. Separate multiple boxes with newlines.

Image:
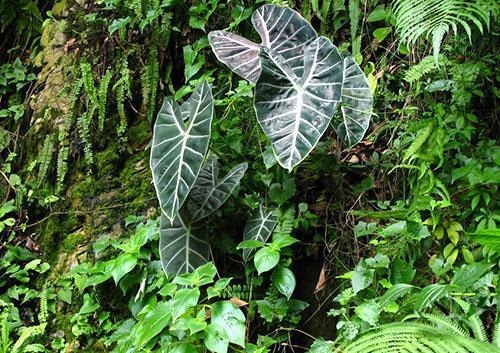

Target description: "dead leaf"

left=314, top=262, right=329, bottom=293
left=230, top=297, right=248, bottom=307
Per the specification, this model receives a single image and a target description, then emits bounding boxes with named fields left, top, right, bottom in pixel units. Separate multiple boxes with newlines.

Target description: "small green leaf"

left=467, top=229, right=500, bottom=253
left=111, top=254, right=138, bottom=284
left=367, top=5, right=387, bottom=22
left=170, top=288, right=200, bottom=321
left=414, top=284, right=449, bottom=311
left=352, top=260, right=374, bottom=294
left=355, top=301, right=380, bottom=326
left=135, top=302, right=172, bottom=347
left=211, top=301, right=246, bottom=347
left=373, top=27, right=392, bottom=41
left=205, top=323, right=229, bottom=353
left=273, top=266, right=296, bottom=300
left=254, top=247, right=280, bottom=275
left=237, top=239, right=265, bottom=250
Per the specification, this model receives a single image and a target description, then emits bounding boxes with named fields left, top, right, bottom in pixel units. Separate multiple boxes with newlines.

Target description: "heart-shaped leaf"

left=150, top=80, right=213, bottom=223
left=188, top=156, right=248, bottom=222
left=208, top=4, right=317, bottom=82
left=254, top=36, right=343, bottom=170
left=242, top=205, right=278, bottom=262
left=336, top=55, right=373, bottom=147
left=159, top=213, right=210, bottom=276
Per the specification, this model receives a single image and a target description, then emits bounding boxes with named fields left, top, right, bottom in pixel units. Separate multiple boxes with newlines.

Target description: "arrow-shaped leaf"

left=159, top=213, right=210, bottom=277
left=150, top=80, right=213, bottom=223
left=242, top=205, right=278, bottom=262
left=336, top=55, right=373, bottom=147
left=188, top=156, right=248, bottom=222
left=208, top=4, right=317, bottom=82
left=254, top=36, right=343, bottom=171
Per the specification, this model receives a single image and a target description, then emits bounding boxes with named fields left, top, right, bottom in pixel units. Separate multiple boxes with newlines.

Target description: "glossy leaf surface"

left=150, top=81, right=213, bottom=223
left=159, top=213, right=210, bottom=277
left=208, top=4, right=317, bottom=82
left=254, top=37, right=343, bottom=170
left=242, top=205, right=278, bottom=262
left=336, top=55, right=373, bottom=147
left=188, top=156, right=248, bottom=222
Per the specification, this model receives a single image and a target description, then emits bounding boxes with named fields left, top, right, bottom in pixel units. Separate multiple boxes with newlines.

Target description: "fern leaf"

left=341, top=322, right=500, bottom=353
left=392, top=0, right=495, bottom=59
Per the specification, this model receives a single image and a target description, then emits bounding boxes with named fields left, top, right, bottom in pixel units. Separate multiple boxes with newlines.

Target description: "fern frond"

left=116, top=55, right=131, bottom=139
left=421, top=312, right=469, bottom=337
left=146, top=45, right=159, bottom=121
left=467, top=313, right=488, bottom=342
left=392, top=0, right=496, bottom=60
left=37, top=134, right=55, bottom=187
left=348, top=0, right=361, bottom=57
left=273, top=207, right=295, bottom=239
left=56, top=145, right=69, bottom=193
left=97, top=69, right=113, bottom=132
left=493, top=313, right=500, bottom=348
left=340, top=322, right=500, bottom=353
left=403, top=55, right=451, bottom=84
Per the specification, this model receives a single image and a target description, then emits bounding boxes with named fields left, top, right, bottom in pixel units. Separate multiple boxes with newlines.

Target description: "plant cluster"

left=0, top=0, right=498, bottom=353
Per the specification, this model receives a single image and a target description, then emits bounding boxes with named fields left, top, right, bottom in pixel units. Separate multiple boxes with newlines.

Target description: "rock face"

left=28, top=1, right=156, bottom=278
left=31, top=16, right=72, bottom=129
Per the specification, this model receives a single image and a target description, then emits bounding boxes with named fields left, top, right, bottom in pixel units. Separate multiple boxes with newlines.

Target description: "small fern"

left=146, top=45, right=159, bottom=121
left=348, top=0, right=362, bottom=58
left=116, top=55, right=131, bottom=139
left=339, top=322, right=500, bottom=353
left=78, top=111, right=93, bottom=167
left=272, top=207, right=295, bottom=240
left=97, top=69, right=113, bottom=132
left=64, top=78, right=83, bottom=139
left=403, top=55, right=451, bottom=84
left=392, top=0, right=497, bottom=61
left=37, top=134, right=55, bottom=187
left=493, top=314, right=500, bottom=348
left=56, top=145, right=69, bottom=193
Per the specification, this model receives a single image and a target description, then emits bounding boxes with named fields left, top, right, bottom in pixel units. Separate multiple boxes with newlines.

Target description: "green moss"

left=52, top=0, right=70, bottom=17
left=61, top=230, right=87, bottom=254
left=94, top=143, right=121, bottom=178
left=128, top=120, right=151, bottom=149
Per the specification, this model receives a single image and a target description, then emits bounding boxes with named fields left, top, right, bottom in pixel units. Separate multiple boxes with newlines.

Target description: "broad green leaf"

left=254, top=37, right=343, bottom=170
left=150, top=80, right=213, bottom=223
left=377, top=284, right=414, bottom=308
left=242, top=204, right=278, bottom=262
left=254, top=246, right=280, bottom=275
left=211, top=301, right=246, bottom=347
left=188, top=156, right=248, bottom=222
left=335, top=55, right=373, bottom=147
left=205, top=323, right=229, bottom=353
left=273, top=266, right=296, bottom=299
left=208, top=4, right=317, bottom=82
left=365, top=254, right=390, bottom=268
left=352, top=260, right=374, bottom=294
left=135, top=302, right=171, bottom=348
left=111, top=253, right=137, bottom=284
left=451, top=262, right=492, bottom=289
left=355, top=301, right=380, bottom=326
left=170, top=343, right=198, bottom=353
left=373, top=27, right=392, bottom=41
left=170, top=288, right=200, bottom=321
left=367, top=5, right=388, bottom=22
left=414, top=284, right=450, bottom=311
left=159, top=213, right=210, bottom=276
left=467, top=228, right=500, bottom=253
left=308, top=339, right=335, bottom=353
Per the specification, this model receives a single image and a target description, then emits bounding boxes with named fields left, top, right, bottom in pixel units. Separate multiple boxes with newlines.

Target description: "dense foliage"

left=0, top=0, right=498, bottom=352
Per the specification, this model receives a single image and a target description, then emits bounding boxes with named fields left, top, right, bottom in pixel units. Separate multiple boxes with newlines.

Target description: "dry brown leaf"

left=230, top=297, right=248, bottom=307
left=314, top=261, right=329, bottom=293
